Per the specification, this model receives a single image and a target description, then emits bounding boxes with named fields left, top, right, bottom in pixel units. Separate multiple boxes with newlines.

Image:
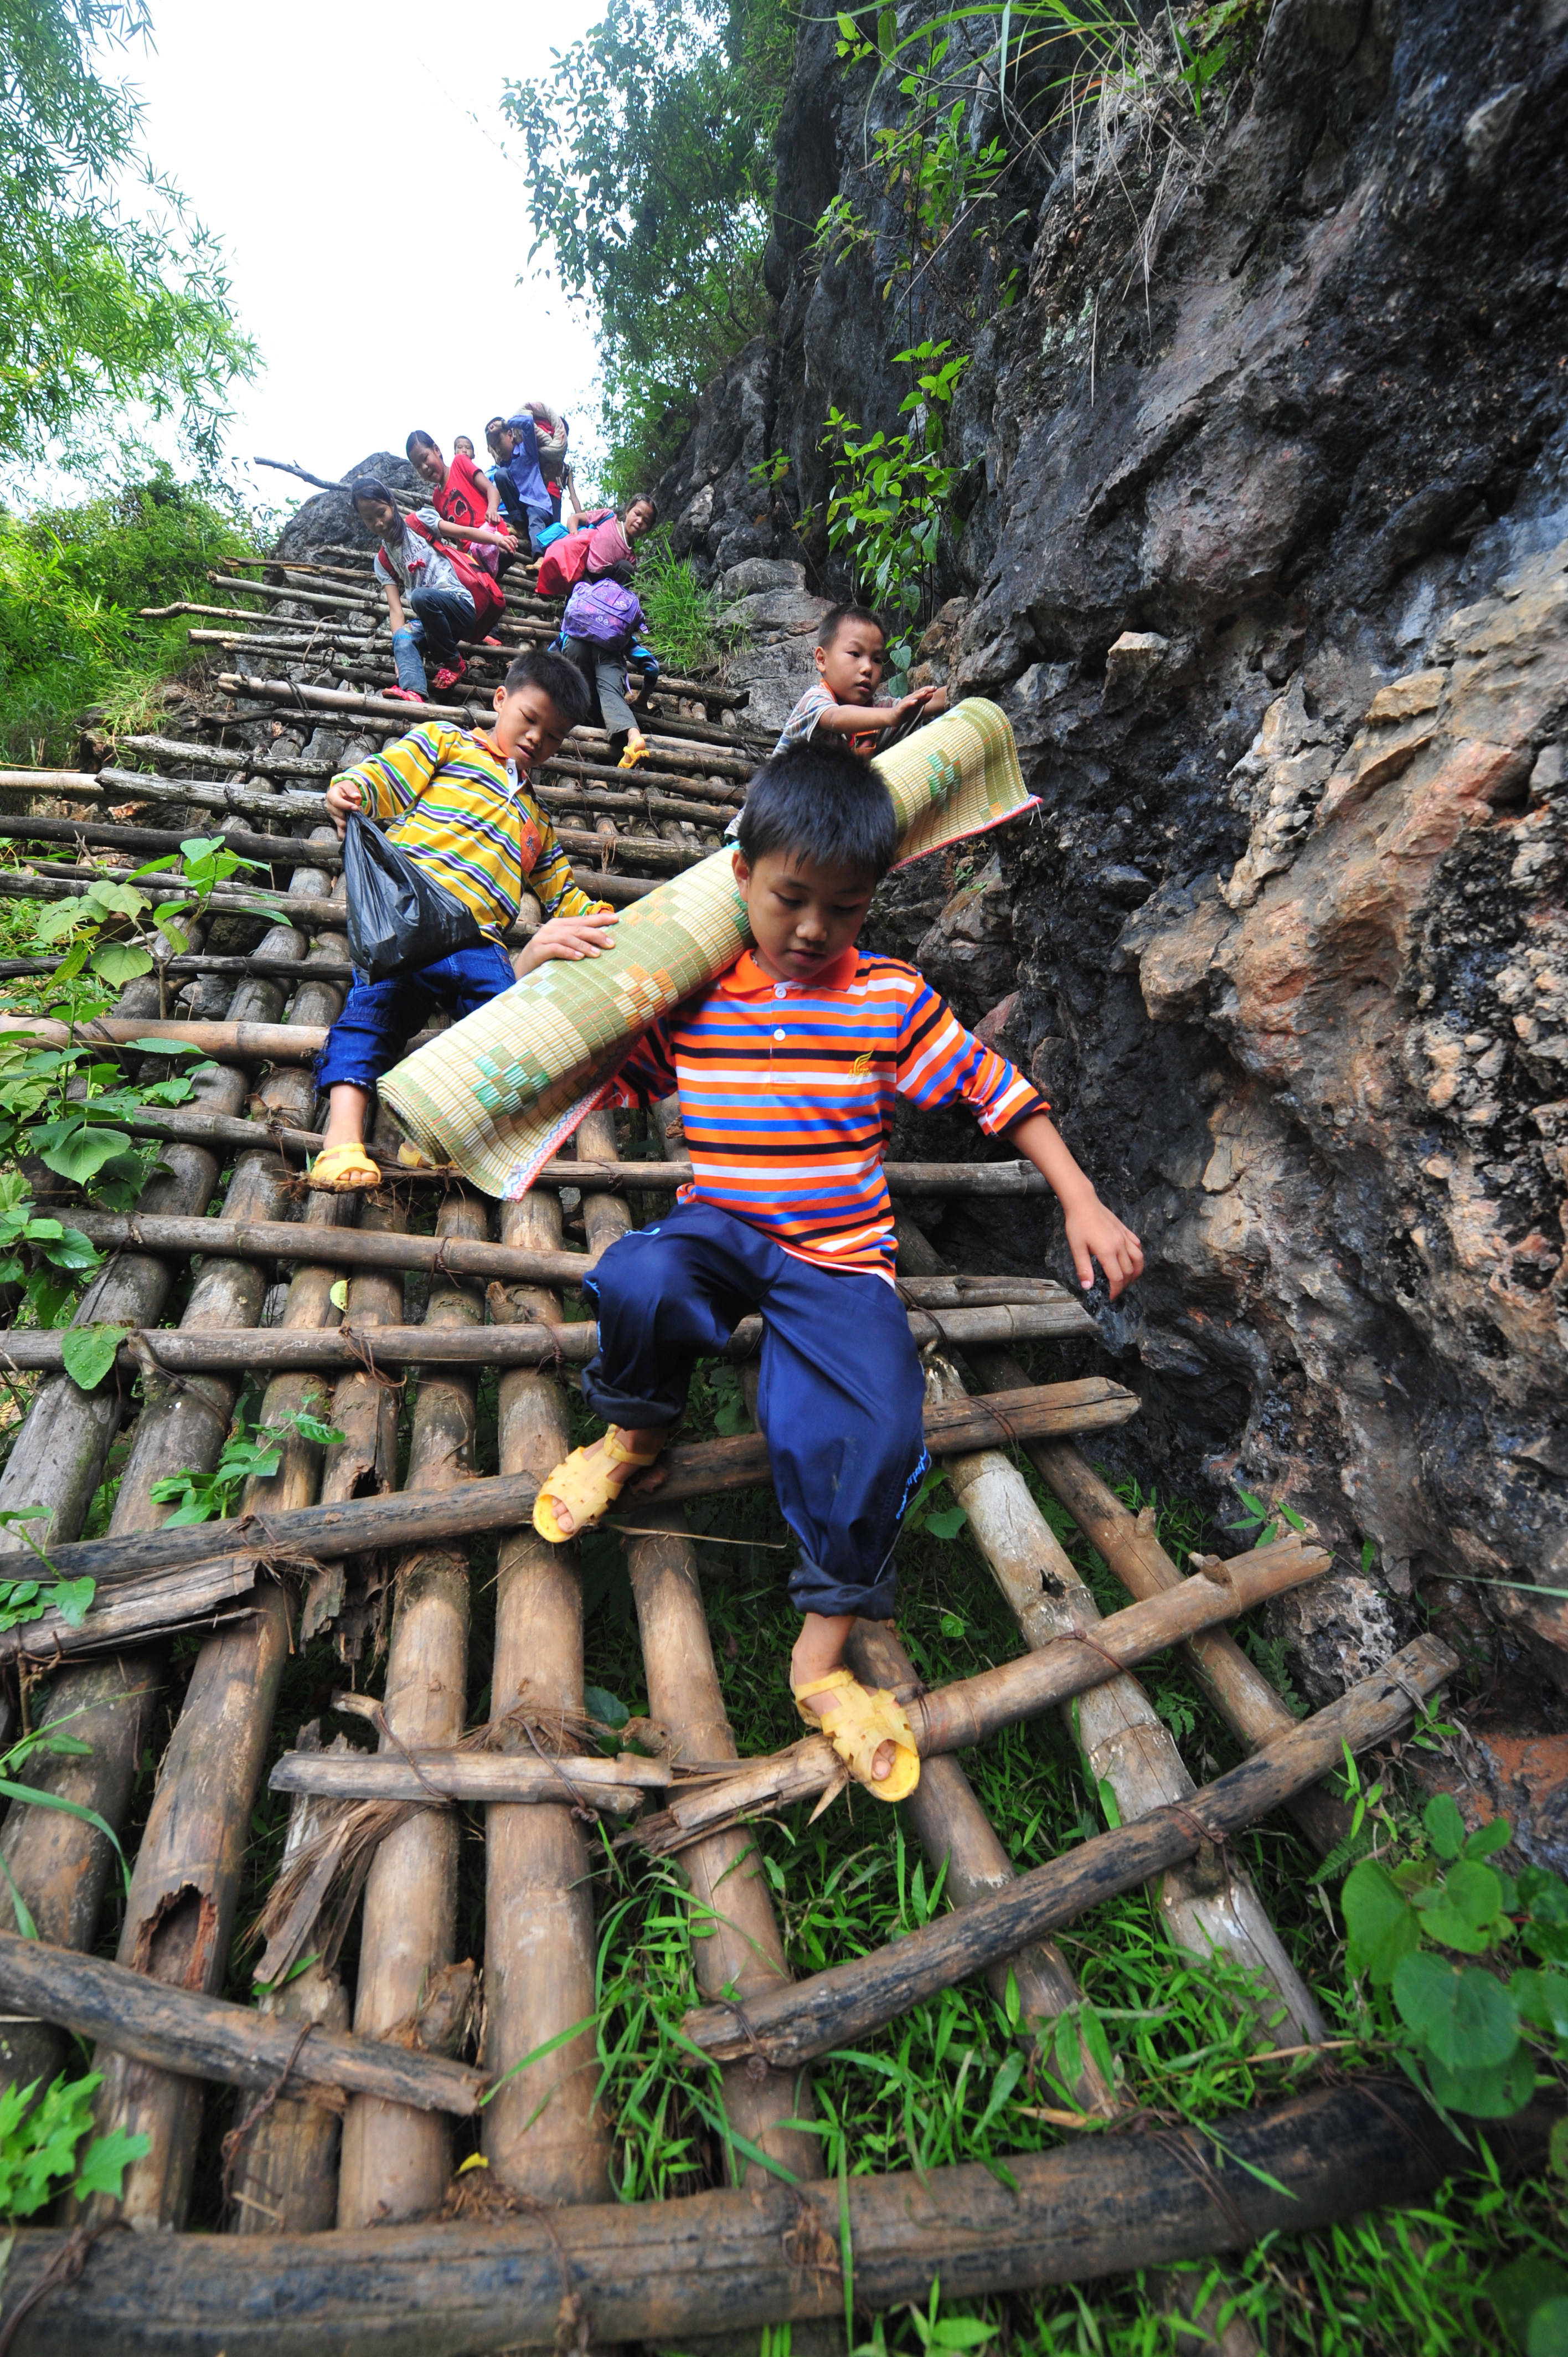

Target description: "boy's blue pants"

left=316, top=943, right=514, bottom=1090
left=581, top=1201, right=929, bottom=1619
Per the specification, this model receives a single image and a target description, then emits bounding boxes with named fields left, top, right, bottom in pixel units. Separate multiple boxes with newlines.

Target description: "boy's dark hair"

left=503, top=647, right=592, bottom=728
left=736, top=742, right=899, bottom=879
left=818, top=601, right=884, bottom=652
left=350, top=476, right=395, bottom=512
left=405, top=429, right=438, bottom=459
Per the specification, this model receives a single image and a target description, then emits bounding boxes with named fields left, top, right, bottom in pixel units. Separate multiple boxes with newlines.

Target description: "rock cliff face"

left=657, top=0, right=1568, bottom=1791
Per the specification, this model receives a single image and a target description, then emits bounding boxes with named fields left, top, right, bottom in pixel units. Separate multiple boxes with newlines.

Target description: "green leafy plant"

left=636, top=529, right=742, bottom=677
left=0, top=1169, right=100, bottom=1325
left=1343, top=1793, right=1567, bottom=2121
left=820, top=340, right=971, bottom=681
left=1224, top=1483, right=1308, bottom=1551
left=0, top=474, right=263, bottom=767
left=0, top=3, right=255, bottom=474
left=902, top=1467, right=968, bottom=1542
left=148, top=1402, right=345, bottom=1526
left=0, top=1504, right=95, bottom=1634
left=0, top=2067, right=147, bottom=2217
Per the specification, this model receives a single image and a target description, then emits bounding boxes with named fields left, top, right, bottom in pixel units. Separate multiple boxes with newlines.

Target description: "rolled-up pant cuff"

left=578, top=1355, right=687, bottom=1429
left=787, top=1556, right=898, bottom=1620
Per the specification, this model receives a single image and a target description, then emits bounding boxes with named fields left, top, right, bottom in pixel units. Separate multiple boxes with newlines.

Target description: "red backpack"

left=535, top=531, right=592, bottom=599
left=403, top=512, right=504, bottom=637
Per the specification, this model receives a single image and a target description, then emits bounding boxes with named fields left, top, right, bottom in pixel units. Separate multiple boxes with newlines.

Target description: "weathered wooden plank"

left=0, top=1932, right=486, bottom=2114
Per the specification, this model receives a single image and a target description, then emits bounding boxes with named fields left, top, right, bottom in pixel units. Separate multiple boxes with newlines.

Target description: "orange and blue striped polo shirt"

left=606, top=946, right=1048, bottom=1275
left=334, top=722, right=608, bottom=942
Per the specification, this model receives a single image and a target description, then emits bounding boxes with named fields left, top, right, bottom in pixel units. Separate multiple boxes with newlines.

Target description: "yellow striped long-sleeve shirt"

left=334, top=722, right=608, bottom=943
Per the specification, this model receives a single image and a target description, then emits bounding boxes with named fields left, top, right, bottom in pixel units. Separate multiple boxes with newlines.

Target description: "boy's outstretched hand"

left=1065, top=1197, right=1144, bottom=1300
left=513, top=910, right=618, bottom=977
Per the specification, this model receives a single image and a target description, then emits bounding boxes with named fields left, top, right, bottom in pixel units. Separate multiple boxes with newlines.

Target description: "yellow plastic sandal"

left=397, top=1140, right=437, bottom=1171
left=617, top=735, right=649, bottom=770
left=533, top=1427, right=664, bottom=1544
left=310, top=1142, right=382, bottom=1192
left=794, top=1669, right=921, bottom=1803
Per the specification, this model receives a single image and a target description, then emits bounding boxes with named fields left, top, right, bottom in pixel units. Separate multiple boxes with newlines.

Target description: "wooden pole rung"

left=0, top=1930, right=488, bottom=2115
left=0, top=1380, right=1140, bottom=1599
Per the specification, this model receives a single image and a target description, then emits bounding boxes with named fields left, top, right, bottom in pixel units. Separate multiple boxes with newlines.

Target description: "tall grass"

left=636, top=528, right=744, bottom=679
left=0, top=470, right=262, bottom=764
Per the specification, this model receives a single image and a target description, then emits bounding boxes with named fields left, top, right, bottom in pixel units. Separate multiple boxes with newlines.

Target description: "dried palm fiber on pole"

left=298, top=1190, right=408, bottom=1650
left=893, top=1227, right=1322, bottom=2043
left=336, top=1190, right=488, bottom=2226
left=598, top=1110, right=822, bottom=2185
left=846, top=1619, right=1116, bottom=2118
left=379, top=701, right=1039, bottom=1195
left=0, top=873, right=329, bottom=2102
left=78, top=879, right=354, bottom=2233
left=478, top=1141, right=611, bottom=2201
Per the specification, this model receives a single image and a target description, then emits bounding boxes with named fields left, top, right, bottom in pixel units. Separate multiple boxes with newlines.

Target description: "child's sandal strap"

left=792, top=1671, right=921, bottom=1803
left=310, top=1143, right=382, bottom=1192
left=532, top=1427, right=662, bottom=1545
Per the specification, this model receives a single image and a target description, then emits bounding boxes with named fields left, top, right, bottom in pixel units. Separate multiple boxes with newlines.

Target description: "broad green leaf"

left=60, top=1326, right=127, bottom=1393
left=35, top=1122, right=134, bottom=1186
left=1511, top=1968, right=1568, bottom=2040
left=48, top=1578, right=95, bottom=1630
left=1423, top=1791, right=1467, bottom=1860
left=939, top=1611, right=967, bottom=1639
left=1391, top=1951, right=1518, bottom=2068
left=1529, top=2298, right=1568, bottom=2357
left=1463, top=1815, right=1513, bottom=1859
left=1426, top=2042, right=1534, bottom=2118
left=329, top=1279, right=349, bottom=1310
left=1492, top=2259, right=1568, bottom=2351
left=68, top=2126, right=150, bottom=2202
left=88, top=942, right=153, bottom=987
left=1342, top=1860, right=1420, bottom=1984
left=1416, top=1859, right=1506, bottom=1952
left=926, top=1505, right=968, bottom=1540
left=584, top=1686, right=630, bottom=1730
left=127, top=1037, right=203, bottom=1056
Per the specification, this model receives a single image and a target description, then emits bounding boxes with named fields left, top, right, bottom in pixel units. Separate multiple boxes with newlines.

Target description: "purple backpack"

left=563, top=578, right=644, bottom=646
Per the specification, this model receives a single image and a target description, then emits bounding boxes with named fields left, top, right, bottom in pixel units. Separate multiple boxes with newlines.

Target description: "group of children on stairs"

left=308, top=439, right=1145, bottom=1807
left=342, top=398, right=661, bottom=764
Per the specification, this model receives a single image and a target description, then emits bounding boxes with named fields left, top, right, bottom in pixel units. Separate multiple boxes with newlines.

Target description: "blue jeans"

left=391, top=588, right=476, bottom=694
left=316, top=943, right=515, bottom=1090
left=581, top=1201, right=929, bottom=1618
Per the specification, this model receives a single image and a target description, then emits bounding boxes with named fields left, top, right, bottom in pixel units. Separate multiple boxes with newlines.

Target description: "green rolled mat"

left=379, top=697, right=1037, bottom=1198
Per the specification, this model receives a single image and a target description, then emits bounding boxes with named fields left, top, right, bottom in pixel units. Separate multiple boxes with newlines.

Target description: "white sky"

left=101, top=0, right=612, bottom=516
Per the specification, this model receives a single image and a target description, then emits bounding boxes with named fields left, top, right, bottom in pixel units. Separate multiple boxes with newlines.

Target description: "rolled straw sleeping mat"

left=379, top=698, right=1038, bottom=1198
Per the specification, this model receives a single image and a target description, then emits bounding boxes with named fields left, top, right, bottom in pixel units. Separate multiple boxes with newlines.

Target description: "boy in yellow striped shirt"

left=310, top=650, right=616, bottom=1189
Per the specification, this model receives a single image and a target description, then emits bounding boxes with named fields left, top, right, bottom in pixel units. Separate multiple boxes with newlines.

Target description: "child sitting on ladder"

left=308, top=650, right=618, bottom=1191
left=774, top=603, right=948, bottom=760
left=350, top=477, right=503, bottom=702
left=533, top=742, right=1143, bottom=1797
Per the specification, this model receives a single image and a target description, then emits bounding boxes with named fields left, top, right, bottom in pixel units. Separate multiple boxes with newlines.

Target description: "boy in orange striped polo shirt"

left=534, top=743, right=1143, bottom=1796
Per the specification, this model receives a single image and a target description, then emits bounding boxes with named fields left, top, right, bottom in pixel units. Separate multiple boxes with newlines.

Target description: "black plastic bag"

left=342, top=810, right=483, bottom=983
